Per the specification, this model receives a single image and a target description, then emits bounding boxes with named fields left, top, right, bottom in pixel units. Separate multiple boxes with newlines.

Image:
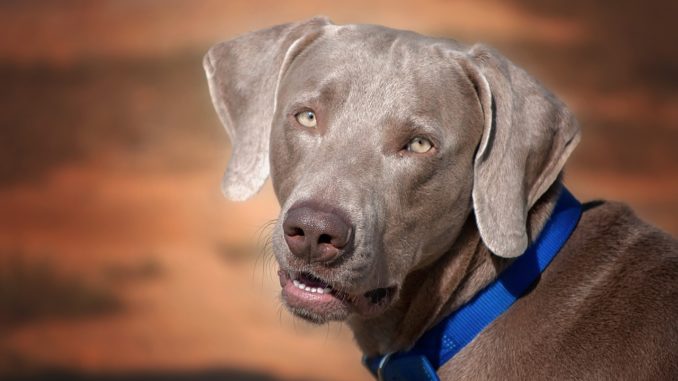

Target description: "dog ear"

left=460, top=44, right=580, bottom=258
left=203, top=17, right=331, bottom=201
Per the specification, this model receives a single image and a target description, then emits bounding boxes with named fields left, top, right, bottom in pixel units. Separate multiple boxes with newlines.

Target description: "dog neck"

left=348, top=182, right=563, bottom=356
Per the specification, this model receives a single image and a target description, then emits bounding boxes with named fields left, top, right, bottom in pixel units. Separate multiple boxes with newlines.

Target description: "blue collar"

left=363, top=188, right=582, bottom=381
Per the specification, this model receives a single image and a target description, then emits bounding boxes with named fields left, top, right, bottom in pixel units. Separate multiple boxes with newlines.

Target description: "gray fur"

left=204, top=17, right=678, bottom=380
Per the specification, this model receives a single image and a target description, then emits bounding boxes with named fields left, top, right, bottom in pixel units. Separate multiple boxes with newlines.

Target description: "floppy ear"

left=461, top=44, right=580, bottom=258
left=203, top=17, right=331, bottom=201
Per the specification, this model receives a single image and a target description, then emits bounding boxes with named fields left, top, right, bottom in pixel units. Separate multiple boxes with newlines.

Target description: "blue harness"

left=363, top=188, right=582, bottom=381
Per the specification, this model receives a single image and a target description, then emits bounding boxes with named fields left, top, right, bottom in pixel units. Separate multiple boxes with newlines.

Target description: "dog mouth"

left=277, top=270, right=396, bottom=323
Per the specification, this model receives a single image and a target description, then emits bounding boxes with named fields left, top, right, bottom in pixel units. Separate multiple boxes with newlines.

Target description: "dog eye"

left=406, top=137, right=433, bottom=153
left=295, top=111, right=317, bottom=128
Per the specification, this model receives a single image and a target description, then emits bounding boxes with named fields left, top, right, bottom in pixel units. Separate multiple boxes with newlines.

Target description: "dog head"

left=204, top=17, right=579, bottom=324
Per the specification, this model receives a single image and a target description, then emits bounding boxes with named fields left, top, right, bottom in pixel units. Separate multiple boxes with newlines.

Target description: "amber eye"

left=406, top=137, right=433, bottom=153
left=295, top=110, right=317, bottom=128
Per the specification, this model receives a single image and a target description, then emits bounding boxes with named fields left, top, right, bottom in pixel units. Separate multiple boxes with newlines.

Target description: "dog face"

left=268, top=27, right=482, bottom=323
left=204, top=17, right=579, bottom=324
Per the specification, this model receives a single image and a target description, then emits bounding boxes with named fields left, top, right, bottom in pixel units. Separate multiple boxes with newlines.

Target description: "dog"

left=203, top=17, right=678, bottom=380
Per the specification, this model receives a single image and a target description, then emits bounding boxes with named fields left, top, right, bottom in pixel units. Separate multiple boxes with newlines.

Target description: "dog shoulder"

left=568, top=199, right=678, bottom=312
left=440, top=200, right=678, bottom=380
left=554, top=199, right=678, bottom=377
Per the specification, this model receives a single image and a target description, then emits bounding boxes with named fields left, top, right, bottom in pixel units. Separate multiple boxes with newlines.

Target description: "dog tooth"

left=316, top=288, right=324, bottom=294
left=311, top=288, right=318, bottom=293
left=293, top=280, right=300, bottom=286
left=323, top=287, right=331, bottom=293
left=304, top=286, right=312, bottom=291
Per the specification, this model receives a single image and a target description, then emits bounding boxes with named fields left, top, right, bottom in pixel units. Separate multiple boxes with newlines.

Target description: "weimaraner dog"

left=203, top=17, right=678, bottom=380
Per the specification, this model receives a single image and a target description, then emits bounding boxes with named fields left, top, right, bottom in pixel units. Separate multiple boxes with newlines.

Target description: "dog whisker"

left=253, top=218, right=278, bottom=288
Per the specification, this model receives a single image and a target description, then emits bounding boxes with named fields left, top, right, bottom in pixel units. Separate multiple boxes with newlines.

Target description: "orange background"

left=0, top=1, right=676, bottom=380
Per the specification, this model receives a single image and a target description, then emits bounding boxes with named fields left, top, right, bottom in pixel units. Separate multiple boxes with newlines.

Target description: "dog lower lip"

left=278, top=269, right=397, bottom=322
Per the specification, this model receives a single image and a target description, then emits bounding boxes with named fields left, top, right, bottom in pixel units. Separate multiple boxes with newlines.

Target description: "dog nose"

left=283, top=205, right=351, bottom=263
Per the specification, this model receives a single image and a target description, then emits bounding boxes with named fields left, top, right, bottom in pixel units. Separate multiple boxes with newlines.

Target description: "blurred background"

left=0, top=1, right=676, bottom=380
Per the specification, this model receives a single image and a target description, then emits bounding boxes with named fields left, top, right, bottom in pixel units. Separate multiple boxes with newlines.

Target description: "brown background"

left=0, top=1, right=676, bottom=380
